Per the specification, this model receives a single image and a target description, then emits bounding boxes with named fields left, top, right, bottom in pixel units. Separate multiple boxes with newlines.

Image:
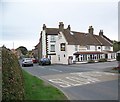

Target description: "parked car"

left=22, top=58, right=33, bottom=67
left=32, top=58, right=38, bottom=63
left=39, top=58, right=51, bottom=65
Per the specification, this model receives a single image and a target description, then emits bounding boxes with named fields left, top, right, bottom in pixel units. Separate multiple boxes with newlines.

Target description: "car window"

left=23, top=58, right=32, bottom=61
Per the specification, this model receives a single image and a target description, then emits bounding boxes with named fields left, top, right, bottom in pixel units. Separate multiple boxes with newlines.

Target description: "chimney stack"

left=99, top=30, right=103, bottom=36
left=59, top=22, right=64, bottom=31
left=67, top=25, right=71, bottom=31
left=88, top=26, right=94, bottom=34
left=43, top=24, right=46, bottom=30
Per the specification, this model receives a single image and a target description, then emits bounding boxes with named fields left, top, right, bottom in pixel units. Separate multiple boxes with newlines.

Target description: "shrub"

left=116, top=53, right=120, bottom=61
left=88, top=60, right=95, bottom=63
left=98, top=58, right=107, bottom=62
left=2, top=47, right=24, bottom=100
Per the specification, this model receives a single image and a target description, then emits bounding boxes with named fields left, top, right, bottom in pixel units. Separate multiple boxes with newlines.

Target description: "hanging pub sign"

left=60, top=43, right=66, bottom=51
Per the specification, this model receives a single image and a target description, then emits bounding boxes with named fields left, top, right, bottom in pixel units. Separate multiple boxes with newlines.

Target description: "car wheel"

left=22, top=64, right=24, bottom=67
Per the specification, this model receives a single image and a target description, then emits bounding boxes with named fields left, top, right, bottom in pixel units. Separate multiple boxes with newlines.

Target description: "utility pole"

left=13, top=42, right=14, bottom=50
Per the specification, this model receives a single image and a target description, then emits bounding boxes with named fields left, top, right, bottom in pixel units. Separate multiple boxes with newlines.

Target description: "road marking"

left=49, top=68, right=62, bottom=72
left=38, top=66, right=45, bottom=68
left=49, top=79, right=71, bottom=87
left=48, top=71, right=117, bottom=88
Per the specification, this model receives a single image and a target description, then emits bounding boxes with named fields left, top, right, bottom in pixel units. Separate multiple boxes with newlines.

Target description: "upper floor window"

left=95, top=46, right=97, bottom=51
left=60, top=43, right=66, bottom=51
left=105, top=46, right=110, bottom=50
left=86, top=45, right=90, bottom=50
left=50, top=35, right=56, bottom=42
left=75, top=45, right=78, bottom=51
left=50, top=45, right=55, bottom=52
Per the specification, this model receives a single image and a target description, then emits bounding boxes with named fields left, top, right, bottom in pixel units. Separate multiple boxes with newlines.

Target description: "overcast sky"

left=1, top=0, right=119, bottom=50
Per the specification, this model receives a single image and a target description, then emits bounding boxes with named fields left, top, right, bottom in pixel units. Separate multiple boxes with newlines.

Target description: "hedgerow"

left=2, top=47, right=24, bottom=100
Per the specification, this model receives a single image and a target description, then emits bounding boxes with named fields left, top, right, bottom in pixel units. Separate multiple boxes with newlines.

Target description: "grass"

left=22, top=69, right=67, bottom=100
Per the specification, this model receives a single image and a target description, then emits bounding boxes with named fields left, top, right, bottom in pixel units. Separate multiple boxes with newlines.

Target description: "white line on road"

left=38, top=66, right=45, bottom=68
left=49, top=68, right=62, bottom=72
left=48, top=71, right=117, bottom=88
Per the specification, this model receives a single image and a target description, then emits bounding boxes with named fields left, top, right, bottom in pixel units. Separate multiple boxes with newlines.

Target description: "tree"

left=16, top=46, right=28, bottom=55
left=113, top=41, right=120, bottom=52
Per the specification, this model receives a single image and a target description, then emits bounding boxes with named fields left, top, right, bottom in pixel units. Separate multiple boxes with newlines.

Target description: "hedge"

left=98, top=58, right=107, bottom=62
left=88, top=60, right=95, bottom=63
left=2, top=47, right=24, bottom=100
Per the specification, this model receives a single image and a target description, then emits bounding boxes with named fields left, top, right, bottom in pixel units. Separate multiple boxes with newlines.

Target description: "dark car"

left=39, top=58, right=51, bottom=65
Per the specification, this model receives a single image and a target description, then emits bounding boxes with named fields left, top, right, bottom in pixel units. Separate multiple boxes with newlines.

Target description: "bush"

left=2, top=47, right=24, bottom=100
left=98, top=58, right=107, bottom=62
left=116, top=53, right=120, bottom=61
left=88, top=60, right=95, bottom=63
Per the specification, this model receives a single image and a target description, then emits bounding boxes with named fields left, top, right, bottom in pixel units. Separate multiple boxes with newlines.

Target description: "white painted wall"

left=89, top=46, right=95, bottom=51
left=79, top=46, right=87, bottom=51
left=41, top=30, right=46, bottom=58
left=48, top=55, right=57, bottom=64
left=55, top=32, right=68, bottom=64
left=86, top=45, right=101, bottom=51
left=110, top=47, right=113, bottom=51
left=102, top=46, right=113, bottom=51
left=97, top=46, right=102, bottom=52
left=67, top=45, right=76, bottom=56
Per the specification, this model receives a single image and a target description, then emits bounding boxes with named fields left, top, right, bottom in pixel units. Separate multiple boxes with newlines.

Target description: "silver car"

left=22, top=58, right=33, bottom=67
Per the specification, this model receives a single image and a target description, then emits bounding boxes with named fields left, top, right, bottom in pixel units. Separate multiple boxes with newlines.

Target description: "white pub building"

left=36, top=22, right=116, bottom=64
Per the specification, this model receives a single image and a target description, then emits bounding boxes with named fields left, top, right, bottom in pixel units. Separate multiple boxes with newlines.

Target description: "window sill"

left=50, top=51, right=55, bottom=52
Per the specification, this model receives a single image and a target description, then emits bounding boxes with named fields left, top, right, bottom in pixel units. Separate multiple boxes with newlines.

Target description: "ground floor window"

left=111, top=53, right=116, bottom=59
left=75, top=55, right=79, bottom=61
left=83, top=55, right=87, bottom=61
left=75, top=54, right=105, bottom=62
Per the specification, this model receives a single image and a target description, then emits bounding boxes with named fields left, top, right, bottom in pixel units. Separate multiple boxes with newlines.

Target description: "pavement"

left=22, top=61, right=119, bottom=100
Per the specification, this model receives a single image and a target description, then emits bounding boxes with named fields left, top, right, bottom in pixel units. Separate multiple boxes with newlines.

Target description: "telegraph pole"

left=13, top=42, right=14, bottom=50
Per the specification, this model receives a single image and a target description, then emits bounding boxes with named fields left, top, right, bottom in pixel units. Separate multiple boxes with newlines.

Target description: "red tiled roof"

left=44, top=27, right=113, bottom=46
left=94, top=35, right=112, bottom=46
left=63, top=29, right=112, bottom=46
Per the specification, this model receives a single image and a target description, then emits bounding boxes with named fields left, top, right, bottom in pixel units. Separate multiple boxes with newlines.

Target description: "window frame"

left=50, top=44, right=55, bottom=52
left=50, top=35, right=56, bottom=42
left=60, top=43, right=66, bottom=51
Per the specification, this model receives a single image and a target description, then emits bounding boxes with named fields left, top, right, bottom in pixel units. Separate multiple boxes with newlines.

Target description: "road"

left=22, top=61, right=118, bottom=100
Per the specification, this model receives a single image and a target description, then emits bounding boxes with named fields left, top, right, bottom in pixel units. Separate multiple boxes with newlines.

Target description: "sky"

left=1, top=0, right=119, bottom=50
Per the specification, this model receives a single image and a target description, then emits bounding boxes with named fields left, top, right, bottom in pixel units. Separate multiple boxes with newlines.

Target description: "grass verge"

left=22, top=69, right=67, bottom=100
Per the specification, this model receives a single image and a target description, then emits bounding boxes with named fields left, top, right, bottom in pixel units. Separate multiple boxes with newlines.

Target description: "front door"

left=105, top=54, right=108, bottom=59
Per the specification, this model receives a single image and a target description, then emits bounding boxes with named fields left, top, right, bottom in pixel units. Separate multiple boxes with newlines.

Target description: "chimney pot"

left=59, top=22, right=64, bottom=31
left=88, top=26, right=94, bottom=34
left=43, top=24, right=46, bottom=30
left=99, top=30, right=103, bottom=36
left=67, top=25, right=71, bottom=30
